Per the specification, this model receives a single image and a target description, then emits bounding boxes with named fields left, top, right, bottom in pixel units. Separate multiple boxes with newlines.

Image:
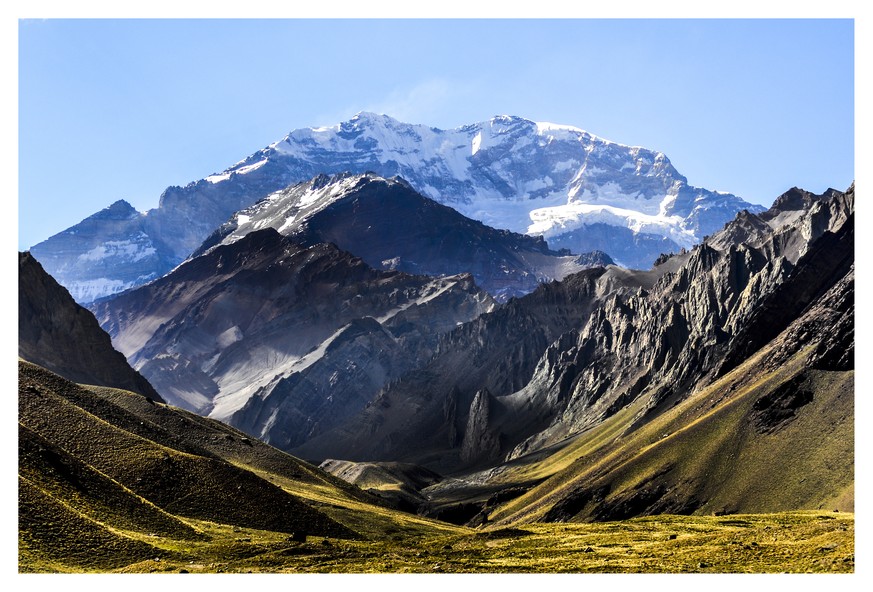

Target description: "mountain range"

left=30, top=112, right=760, bottom=303
left=193, top=172, right=612, bottom=301
left=90, top=226, right=495, bottom=435
left=84, top=178, right=853, bottom=525
left=291, top=185, right=852, bottom=472
left=18, top=111, right=853, bottom=573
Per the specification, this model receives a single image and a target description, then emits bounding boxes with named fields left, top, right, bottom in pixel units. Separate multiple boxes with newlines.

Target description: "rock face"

left=196, top=172, right=606, bottom=301
left=91, top=228, right=494, bottom=449
left=292, top=184, right=853, bottom=474
left=504, top=184, right=852, bottom=459
left=291, top=266, right=612, bottom=469
left=30, top=112, right=759, bottom=303
left=18, top=251, right=162, bottom=401
left=460, top=389, right=501, bottom=464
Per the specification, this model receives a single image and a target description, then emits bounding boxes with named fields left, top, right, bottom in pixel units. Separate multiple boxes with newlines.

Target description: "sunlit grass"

left=103, top=512, right=853, bottom=574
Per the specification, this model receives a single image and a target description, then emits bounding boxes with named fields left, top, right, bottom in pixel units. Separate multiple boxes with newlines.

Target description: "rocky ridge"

left=292, top=185, right=852, bottom=478
left=194, top=172, right=606, bottom=301
left=91, top=228, right=495, bottom=449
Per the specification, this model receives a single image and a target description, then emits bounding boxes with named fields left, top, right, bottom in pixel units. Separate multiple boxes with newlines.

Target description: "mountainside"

left=91, top=228, right=494, bottom=448
left=482, top=263, right=853, bottom=525
left=18, top=360, right=358, bottom=570
left=292, top=184, right=852, bottom=492
left=18, top=251, right=163, bottom=402
left=30, top=112, right=759, bottom=303
left=26, top=200, right=179, bottom=304
left=195, top=172, right=607, bottom=301
left=291, top=266, right=614, bottom=469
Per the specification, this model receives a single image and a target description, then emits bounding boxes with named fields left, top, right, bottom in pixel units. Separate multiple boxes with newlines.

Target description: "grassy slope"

left=19, top=424, right=202, bottom=541
left=18, top=478, right=166, bottom=572
left=18, top=360, right=469, bottom=572
left=485, top=344, right=853, bottom=526
left=18, top=356, right=854, bottom=573
left=84, top=386, right=470, bottom=541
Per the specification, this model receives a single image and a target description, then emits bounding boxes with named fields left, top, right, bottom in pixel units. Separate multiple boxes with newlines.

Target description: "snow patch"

left=77, top=237, right=156, bottom=263
left=205, top=173, right=230, bottom=184
left=206, top=158, right=268, bottom=183
left=217, top=326, right=243, bottom=348
left=527, top=201, right=696, bottom=248
left=552, top=159, right=579, bottom=173
left=471, top=132, right=482, bottom=156
left=67, top=278, right=131, bottom=303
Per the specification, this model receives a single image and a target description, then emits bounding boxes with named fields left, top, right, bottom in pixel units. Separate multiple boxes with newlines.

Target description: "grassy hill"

left=17, top=360, right=469, bottom=571
left=471, top=344, right=852, bottom=527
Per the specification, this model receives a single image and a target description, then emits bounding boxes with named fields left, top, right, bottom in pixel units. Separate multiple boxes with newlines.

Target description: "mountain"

left=30, top=112, right=760, bottom=303
left=26, top=200, right=179, bottom=304
left=195, top=172, right=607, bottom=301
left=19, top=183, right=854, bottom=571
left=18, top=251, right=163, bottom=402
left=19, top=359, right=423, bottom=571
left=291, top=184, right=852, bottom=520
left=90, top=228, right=494, bottom=449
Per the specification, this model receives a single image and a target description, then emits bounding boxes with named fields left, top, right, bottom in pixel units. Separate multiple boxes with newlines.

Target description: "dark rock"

left=18, top=252, right=163, bottom=402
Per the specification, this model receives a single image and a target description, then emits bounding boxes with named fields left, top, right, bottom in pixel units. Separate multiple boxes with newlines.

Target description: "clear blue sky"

left=18, top=18, right=854, bottom=250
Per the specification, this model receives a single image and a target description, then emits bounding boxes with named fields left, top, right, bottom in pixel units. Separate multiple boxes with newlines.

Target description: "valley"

left=31, top=512, right=855, bottom=574
left=17, top=362, right=853, bottom=574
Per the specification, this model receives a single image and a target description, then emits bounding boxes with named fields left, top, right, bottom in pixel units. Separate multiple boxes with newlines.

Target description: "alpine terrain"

left=19, top=108, right=853, bottom=574
left=295, top=184, right=854, bottom=523
left=90, top=227, right=495, bottom=439
left=18, top=183, right=854, bottom=573
left=30, top=112, right=760, bottom=303
left=194, top=171, right=610, bottom=301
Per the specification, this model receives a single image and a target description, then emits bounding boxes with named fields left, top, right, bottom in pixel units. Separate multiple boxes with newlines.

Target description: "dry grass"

left=101, top=512, right=853, bottom=574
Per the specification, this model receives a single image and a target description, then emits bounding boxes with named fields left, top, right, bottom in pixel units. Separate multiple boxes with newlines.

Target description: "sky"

left=17, top=18, right=855, bottom=251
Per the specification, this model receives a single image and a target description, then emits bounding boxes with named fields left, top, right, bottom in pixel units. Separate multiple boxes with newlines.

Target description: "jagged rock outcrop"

left=18, top=252, right=162, bottom=401
left=460, top=389, right=502, bottom=464
left=505, top=185, right=853, bottom=458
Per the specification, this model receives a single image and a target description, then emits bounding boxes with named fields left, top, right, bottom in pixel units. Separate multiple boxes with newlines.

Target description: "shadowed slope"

left=18, top=251, right=162, bottom=401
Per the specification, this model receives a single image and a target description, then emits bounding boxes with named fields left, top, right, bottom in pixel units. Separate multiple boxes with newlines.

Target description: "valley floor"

left=22, top=511, right=853, bottom=574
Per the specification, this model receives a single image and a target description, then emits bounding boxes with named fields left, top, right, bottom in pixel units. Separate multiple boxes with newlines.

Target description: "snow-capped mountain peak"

left=31, top=112, right=763, bottom=303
